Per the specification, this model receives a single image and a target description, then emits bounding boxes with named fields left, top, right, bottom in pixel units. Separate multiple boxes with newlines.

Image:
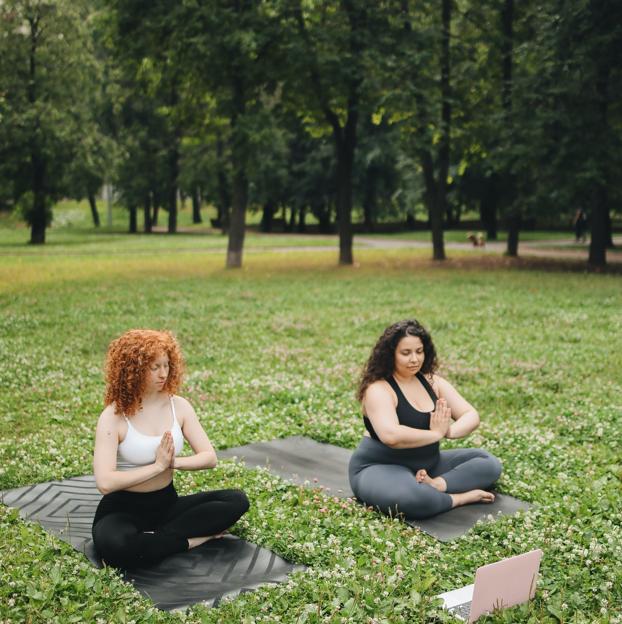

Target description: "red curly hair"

left=104, top=329, right=184, bottom=416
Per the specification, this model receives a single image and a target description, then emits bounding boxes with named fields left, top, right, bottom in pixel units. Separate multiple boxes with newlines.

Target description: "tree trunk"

left=335, top=126, right=356, bottom=265
left=226, top=75, right=248, bottom=269
left=88, top=192, right=100, bottom=227
left=128, top=204, right=137, bottom=233
left=297, top=207, right=307, bottom=233
left=283, top=205, right=292, bottom=232
left=430, top=196, right=445, bottom=260
left=192, top=187, right=202, bottom=224
left=605, top=209, right=614, bottom=248
left=216, top=134, right=230, bottom=233
left=260, top=201, right=274, bottom=232
left=167, top=143, right=179, bottom=234
left=226, top=167, right=247, bottom=268
left=152, top=202, right=159, bottom=227
left=414, top=0, right=451, bottom=261
left=167, top=84, right=179, bottom=234
left=589, top=188, right=608, bottom=266
left=28, top=18, right=46, bottom=245
left=480, top=176, right=498, bottom=240
left=30, top=157, right=46, bottom=244
left=316, top=203, right=332, bottom=233
left=288, top=206, right=296, bottom=232
left=589, top=62, right=610, bottom=265
left=30, top=188, right=46, bottom=244
left=506, top=213, right=520, bottom=256
left=362, top=167, right=376, bottom=233
left=218, top=204, right=229, bottom=234
left=437, top=0, right=452, bottom=238
left=500, top=0, right=518, bottom=239
left=421, top=150, right=446, bottom=260
left=143, top=193, right=152, bottom=233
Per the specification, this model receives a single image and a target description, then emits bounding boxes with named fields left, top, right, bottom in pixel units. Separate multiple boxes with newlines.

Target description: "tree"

left=354, top=114, right=402, bottom=232
left=423, top=0, right=452, bottom=260
left=0, top=0, right=100, bottom=243
left=500, top=0, right=519, bottom=257
left=104, top=0, right=188, bottom=235
left=393, top=0, right=452, bottom=260
left=280, top=0, right=401, bottom=264
left=174, top=1, right=278, bottom=267
left=506, top=1, right=622, bottom=265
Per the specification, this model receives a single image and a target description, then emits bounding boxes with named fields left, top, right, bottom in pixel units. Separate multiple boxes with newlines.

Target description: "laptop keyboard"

left=449, top=601, right=471, bottom=619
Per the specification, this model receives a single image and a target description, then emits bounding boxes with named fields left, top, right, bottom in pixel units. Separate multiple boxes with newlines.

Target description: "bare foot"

left=187, top=532, right=227, bottom=550
left=415, top=469, right=447, bottom=492
left=450, top=489, right=495, bottom=508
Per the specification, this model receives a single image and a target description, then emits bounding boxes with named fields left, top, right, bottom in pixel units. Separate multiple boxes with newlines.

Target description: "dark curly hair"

left=357, top=320, right=438, bottom=402
left=104, top=329, right=184, bottom=416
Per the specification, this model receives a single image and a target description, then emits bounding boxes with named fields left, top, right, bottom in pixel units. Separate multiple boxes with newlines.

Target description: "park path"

left=264, top=235, right=622, bottom=264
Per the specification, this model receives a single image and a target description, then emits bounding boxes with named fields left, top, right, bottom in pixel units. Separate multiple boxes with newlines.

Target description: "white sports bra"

left=117, top=396, right=184, bottom=470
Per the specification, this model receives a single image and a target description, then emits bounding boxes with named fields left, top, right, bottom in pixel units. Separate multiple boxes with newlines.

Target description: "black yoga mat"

left=220, top=436, right=532, bottom=542
left=0, top=476, right=303, bottom=611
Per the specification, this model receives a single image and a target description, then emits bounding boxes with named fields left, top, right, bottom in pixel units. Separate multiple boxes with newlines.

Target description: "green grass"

left=0, top=214, right=621, bottom=623
left=0, top=200, right=341, bottom=254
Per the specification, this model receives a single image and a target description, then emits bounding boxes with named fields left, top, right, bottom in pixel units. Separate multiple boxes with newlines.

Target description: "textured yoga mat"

left=0, top=476, right=303, bottom=610
left=220, top=436, right=532, bottom=542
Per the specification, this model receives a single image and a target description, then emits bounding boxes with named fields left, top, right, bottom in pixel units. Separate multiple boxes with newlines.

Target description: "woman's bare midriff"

left=124, top=468, right=174, bottom=493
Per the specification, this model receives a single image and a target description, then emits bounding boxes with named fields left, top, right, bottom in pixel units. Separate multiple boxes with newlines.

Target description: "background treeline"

left=0, top=0, right=621, bottom=266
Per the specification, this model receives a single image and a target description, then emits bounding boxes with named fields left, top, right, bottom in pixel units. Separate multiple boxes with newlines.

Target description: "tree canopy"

left=1, top=0, right=620, bottom=265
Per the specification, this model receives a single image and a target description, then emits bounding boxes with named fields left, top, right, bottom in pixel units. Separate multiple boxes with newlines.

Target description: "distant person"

left=349, top=320, right=502, bottom=520
left=573, top=208, right=588, bottom=243
left=92, top=329, right=248, bottom=569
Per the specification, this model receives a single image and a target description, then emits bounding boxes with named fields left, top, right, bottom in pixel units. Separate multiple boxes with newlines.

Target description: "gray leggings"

left=349, top=436, right=502, bottom=520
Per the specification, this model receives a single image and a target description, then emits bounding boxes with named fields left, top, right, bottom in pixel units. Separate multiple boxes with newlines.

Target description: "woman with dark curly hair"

left=92, top=329, right=249, bottom=569
left=348, top=320, right=502, bottom=520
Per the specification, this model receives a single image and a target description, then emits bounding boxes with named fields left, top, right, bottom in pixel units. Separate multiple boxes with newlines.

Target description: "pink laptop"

left=437, top=549, right=543, bottom=622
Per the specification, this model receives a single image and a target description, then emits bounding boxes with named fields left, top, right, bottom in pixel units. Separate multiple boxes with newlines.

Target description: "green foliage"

left=498, top=2, right=622, bottom=217
left=2, top=0, right=621, bottom=257
left=0, top=0, right=102, bottom=232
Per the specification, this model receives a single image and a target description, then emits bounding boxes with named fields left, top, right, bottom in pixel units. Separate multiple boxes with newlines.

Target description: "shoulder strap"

left=416, top=372, right=438, bottom=402
left=386, top=375, right=405, bottom=403
left=169, top=395, right=177, bottom=421
left=119, top=416, right=131, bottom=443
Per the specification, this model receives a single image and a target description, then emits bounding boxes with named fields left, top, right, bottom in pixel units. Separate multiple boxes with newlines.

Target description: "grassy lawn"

left=0, top=214, right=621, bottom=622
left=0, top=201, right=340, bottom=255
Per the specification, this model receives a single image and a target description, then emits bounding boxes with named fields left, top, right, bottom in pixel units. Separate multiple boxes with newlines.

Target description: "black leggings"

left=92, top=482, right=249, bottom=569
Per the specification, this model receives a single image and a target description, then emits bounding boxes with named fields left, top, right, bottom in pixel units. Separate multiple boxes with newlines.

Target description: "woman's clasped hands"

left=155, top=431, right=175, bottom=471
left=430, top=398, right=452, bottom=438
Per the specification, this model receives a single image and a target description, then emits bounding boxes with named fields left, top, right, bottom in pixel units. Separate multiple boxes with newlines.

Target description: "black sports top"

left=363, top=373, right=440, bottom=460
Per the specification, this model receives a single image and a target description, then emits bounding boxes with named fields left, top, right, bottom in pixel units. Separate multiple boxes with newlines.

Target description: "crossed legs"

left=416, top=448, right=502, bottom=509
left=92, top=489, right=249, bottom=569
left=350, top=448, right=502, bottom=520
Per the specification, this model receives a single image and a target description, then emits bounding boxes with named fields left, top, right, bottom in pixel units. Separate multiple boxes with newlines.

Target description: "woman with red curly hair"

left=92, top=329, right=248, bottom=569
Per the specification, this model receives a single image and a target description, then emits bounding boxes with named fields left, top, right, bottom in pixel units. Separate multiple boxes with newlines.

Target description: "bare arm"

left=364, top=382, right=450, bottom=449
left=433, top=375, right=480, bottom=439
left=173, top=397, right=217, bottom=470
left=93, top=408, right=173, bottom=495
